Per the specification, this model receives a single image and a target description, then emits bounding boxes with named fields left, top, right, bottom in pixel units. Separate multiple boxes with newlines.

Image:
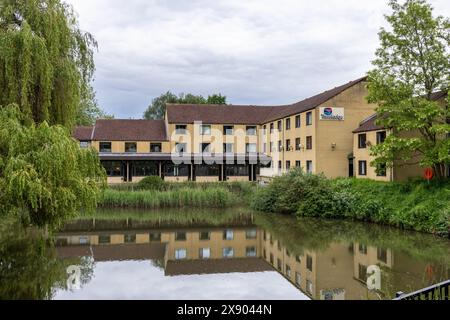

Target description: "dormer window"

left=150, top=143, right=162, bottom=152
left=224, top=126, right=234, bottom=135
left=175, top=125, right=187, bottom=135
left=200, top=125, right=211, bottom=136
left=99, top=142, right=112, bottom=153
left=125, top=142, right=137, bottom=153
left=246, top=126, right=257, bottom=136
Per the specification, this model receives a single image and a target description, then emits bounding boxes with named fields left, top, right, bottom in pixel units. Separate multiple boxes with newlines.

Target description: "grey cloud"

left=67, top=0, right=450, bottom=118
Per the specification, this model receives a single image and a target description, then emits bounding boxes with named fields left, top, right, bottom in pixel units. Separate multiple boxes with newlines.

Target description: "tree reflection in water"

left=0, top=219, right=93, bottom=299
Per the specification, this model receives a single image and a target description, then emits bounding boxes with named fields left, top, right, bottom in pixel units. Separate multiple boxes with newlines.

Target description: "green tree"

left=143, top=91, right=227, bottom=120
left=207, top=94, right=227, bottom=105
left=0, top=0, right=98, bottom=128
left=367, top=0, right=450, bottom=179
left=0, top=105, right=106, bottom=228
left=75, top=86, right=114, bottom=126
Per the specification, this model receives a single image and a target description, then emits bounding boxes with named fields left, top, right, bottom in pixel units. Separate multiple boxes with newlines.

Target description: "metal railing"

left=394, top=280, right=450, bottom=300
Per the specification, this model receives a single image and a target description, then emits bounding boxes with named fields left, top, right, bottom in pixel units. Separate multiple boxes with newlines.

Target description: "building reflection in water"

left=55, top=215, right=449, bottom=300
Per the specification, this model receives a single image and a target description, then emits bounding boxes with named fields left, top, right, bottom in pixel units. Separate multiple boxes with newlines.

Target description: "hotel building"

left=73, top=77, right=448, bottom=183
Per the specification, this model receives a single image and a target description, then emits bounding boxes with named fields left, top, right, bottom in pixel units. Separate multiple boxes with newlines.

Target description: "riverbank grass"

left=101, top=187, right=237, bottom=209
left=251, top=168, right=450, bottom=237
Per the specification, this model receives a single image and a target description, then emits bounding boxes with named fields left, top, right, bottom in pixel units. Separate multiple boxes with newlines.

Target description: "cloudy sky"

left=66, top=0, right=450, bottom=119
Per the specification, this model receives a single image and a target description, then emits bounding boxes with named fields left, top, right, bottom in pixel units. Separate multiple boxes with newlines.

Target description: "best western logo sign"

left=320, top=107, right=344, bottom=121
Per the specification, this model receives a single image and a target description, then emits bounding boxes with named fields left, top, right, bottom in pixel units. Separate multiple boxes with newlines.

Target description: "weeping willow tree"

left=0, top=0, right=98, bottom=128
left=0, top=104, right=106, bottom=228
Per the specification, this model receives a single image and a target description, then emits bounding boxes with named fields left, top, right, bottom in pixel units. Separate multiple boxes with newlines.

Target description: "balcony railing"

left=394, top=280, right=450, bottom=300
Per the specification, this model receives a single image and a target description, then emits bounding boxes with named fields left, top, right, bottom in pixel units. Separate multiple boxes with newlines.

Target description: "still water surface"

left=1, top=209, right=449, bottom=300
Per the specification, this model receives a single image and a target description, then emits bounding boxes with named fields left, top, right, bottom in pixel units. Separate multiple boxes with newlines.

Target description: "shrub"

left=137, top=176, right=166, bottom=191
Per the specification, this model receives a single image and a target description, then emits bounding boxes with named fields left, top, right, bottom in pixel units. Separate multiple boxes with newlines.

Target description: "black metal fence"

left=394, top=280, right=450, bottom=300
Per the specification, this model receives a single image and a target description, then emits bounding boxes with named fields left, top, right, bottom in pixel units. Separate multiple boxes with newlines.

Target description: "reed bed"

left=100, top=187, right=237, bottom=209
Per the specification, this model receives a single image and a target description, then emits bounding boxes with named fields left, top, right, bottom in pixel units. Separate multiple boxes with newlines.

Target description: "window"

left=263, top=143, right=267, bottom=153
left=200, top=143, right=211, bottom=153
left=377, top=248, right=388, bottom=263
left=150, top=143, right=162, bottom=152
left=277, top=240, right=282, bottom=251
left=262, top=125, right=267, bottom=135
left=99, top=142, right=112, bottom=152
left=286, top=139, right=291, bottom=151
left=285, top=118, right=291, bottom=130
left=270, top=253, right=274, bottom=265
left=246, top=229, right=257, bottom=239
left=125, top=142, right=137, bottom=153
left=225, top=164, right=249, bottom=177
left=175, top=249, right=187, bottom=260
left=306, top=280, right=313, bottom=294
left=223, top=125, right=234, bottom=135
left=199, top=231, right=210, bottom=241
left=278, top=161, right=282, bottom=170
left=358, top=243, right=367, bottom=254
left=246, top=246, right=257, bottom=257
left=295, top=115, right=301, bottom=128
left=246, top=143, right=257, bottom=153
left=246, top=126, right=257, bottom=136
left=270, top=142, right=274, bottom=152
left=270, top=123, right=274, bottom=134
left=164, top=163, right=189, bottom=177
left=263, top=249, right=267, bottom=259
left=286, top=265, right=291, bottom=278
left=223, top=230, right=234, bottom=240
left=199, top=248, right=211, bottom=259
left=277, top=120, right=282, bottom=131
left=195, top=163, right=220, bottom=177
left=133, top=161, right=158, bottom=177
left=286, top=161, right=291, bottom=170
left=306, top=255, right=313, bottom=271
left=223, top=143, right=234, bottom=153
left=79, top=236, right=89, bottom=245
left=306, top=161, right=313, bottom=173
left=98, top=235, right=110, bottom=244
left=222, top=247, right=234, bottom=258
left=175, top=143, right=187, bottom=153
left=358, top=134, right=367, bottom=149
left=200, top=124, right=211, bottom=135
left=80, top=141, right=90, bottom=148
left=175, top=232, right=187, bottom=241
left=295, top=138, right=301, bottom=151
left=286, top=249, right=290, bottom=257
left=295, top=272, right=301, bottom=286
left=358, top=264, right=367, bottom=281
left=306, top=136, right=313, bottom=150
left=376, top=131, right=387, bottom=144
left=296, top=255, right=302, bottom=263
left=358, top=161, right=367, bottom=176
left=296, top=161, right=301, bottom=168
left=102, top=161, right=122, bottom=177
left=377, top=163, right=387, bottom=177
left=278, top=140, right=282, bottom=152
left=124, top=234, right=136, bottom=243
left=277, top=258, right=282, bottom=270
left=306, top=112, right=312, bottom=126
left=149, top=232, right=161, bottom=242
left=175, top=125, right=187, bottom=135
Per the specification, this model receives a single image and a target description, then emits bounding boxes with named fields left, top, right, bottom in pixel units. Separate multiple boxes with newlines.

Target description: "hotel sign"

left=320, top=107, right=344, bottom=121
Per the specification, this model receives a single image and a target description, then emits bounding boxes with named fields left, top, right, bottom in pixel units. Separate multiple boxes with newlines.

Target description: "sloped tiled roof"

left=262, top=77, right=368, bottom=123
left=353, top=90, right=448, bottom=133
left=166, top=77, right=368, bottom=125
left=92, top=119, right=168, bottom=141
left=72, top=126, right=93, bottom=141
left=166, top=104, right=276, bottom=125
left=353, top=114, right=384, bottom=133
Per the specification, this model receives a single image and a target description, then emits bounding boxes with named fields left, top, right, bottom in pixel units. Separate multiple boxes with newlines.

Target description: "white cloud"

left=66, top=0, right=450, bottom=118
left=53, top=260, right=308, bottom=300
